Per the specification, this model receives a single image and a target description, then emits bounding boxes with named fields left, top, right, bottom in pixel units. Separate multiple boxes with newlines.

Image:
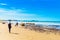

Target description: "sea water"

left=7, top=21, right=60, bottom=29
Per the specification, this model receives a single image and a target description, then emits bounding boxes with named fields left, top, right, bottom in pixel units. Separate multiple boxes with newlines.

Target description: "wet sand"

left=0, top=23, right=60, bottom=40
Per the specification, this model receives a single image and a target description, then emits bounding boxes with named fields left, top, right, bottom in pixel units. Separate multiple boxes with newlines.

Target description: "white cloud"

left=0, top=8, right=37, bottom=20
left=0, top=3, right=7, bottom=6
left=0, top=8, right=58, bottom=21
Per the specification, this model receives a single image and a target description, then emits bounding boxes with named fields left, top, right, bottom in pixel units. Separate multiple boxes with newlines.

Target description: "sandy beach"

left=0, top=23, right=60, bottom=40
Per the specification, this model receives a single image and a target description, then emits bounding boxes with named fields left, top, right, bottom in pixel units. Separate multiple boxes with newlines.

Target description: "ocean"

left=6, top=21, right=60, bottom=29
left=6, top=21, right=60, bottom=25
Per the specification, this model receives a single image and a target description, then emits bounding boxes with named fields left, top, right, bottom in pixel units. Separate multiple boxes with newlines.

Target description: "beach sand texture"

left=0, top=23, right=60, bottom=40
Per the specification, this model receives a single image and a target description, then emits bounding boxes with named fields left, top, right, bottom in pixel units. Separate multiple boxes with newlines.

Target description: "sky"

left=0, top=0, right=60, bottom=21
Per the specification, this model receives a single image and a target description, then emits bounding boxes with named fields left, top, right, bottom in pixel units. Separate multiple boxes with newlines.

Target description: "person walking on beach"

left=8, top=23, right=12, bottom=33
left=15, top=22, right=18, bottom=27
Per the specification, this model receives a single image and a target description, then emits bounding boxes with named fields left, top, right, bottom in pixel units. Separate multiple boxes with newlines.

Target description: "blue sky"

left=0, top=0, right=60, bottom=21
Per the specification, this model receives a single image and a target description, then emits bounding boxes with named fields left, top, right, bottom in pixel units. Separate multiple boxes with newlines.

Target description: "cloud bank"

left=0, top=8, right=37, bottom=20
left=0, top=8, right=58, bottom=21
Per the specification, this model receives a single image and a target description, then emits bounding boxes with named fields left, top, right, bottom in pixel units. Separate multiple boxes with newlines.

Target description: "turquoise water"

left=7, top=21, right=60, bottom=25
left=6, top=20, right=60, bottom=29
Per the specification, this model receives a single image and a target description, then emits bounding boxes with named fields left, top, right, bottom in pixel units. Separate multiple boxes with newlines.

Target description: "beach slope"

left=0, top=23, right=60, bottom=40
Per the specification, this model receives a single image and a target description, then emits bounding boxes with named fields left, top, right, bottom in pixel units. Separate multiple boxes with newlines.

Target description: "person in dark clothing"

left=15, top=22, right=18, bottom=27
left=8, top=23, right=12, bottom=33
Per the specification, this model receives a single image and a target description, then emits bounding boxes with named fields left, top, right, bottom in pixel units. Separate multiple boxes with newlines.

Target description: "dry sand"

left=0, top=23, right=60, bottom=40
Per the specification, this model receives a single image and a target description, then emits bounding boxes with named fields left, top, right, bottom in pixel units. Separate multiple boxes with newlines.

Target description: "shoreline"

left=0, top=23, right=60, bottom=40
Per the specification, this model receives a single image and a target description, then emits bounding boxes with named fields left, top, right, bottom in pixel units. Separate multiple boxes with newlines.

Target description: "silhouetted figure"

left=8, top=23, right=12, bottom=33
left=15, top=22, right=18, bottom=26
left=2, top=22, right=5, bottom=24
